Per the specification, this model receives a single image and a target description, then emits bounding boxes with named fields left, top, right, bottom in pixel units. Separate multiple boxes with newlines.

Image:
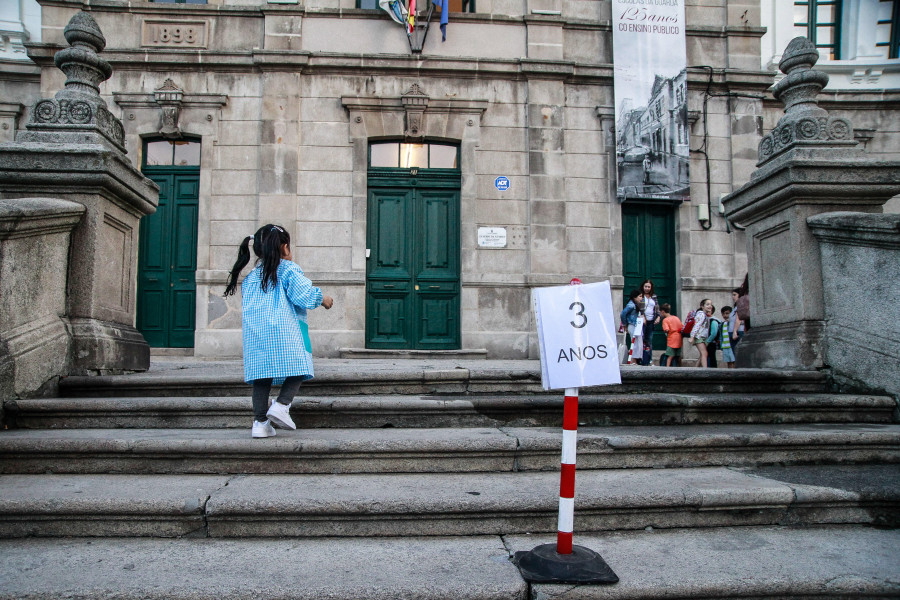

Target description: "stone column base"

left=735, top=320, right=825, bottom=370
left=69, top=318, right=150, bottom=374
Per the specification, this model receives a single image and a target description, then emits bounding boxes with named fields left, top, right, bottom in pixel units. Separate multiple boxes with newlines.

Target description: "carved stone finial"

left=755, top=36, right=855, bottom=168
left=54, top=12, right=112, bottom=106
left=26, top=11, right=125, bottom=152
left=401, top=83, right=429, bottom=141
left=772, top=37, right=829, bottom=120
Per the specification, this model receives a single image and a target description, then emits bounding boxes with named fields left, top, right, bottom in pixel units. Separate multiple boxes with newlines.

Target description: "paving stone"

left=0, top=536, right=526, bottom=600
left=507, top=525, right=900, bottom=599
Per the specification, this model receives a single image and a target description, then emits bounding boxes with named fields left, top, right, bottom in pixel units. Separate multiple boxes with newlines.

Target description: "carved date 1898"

left=142, top=20, right=208, bottom=48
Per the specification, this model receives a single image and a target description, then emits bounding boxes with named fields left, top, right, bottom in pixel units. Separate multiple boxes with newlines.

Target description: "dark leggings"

left=252, top=376, right=303, bottom=423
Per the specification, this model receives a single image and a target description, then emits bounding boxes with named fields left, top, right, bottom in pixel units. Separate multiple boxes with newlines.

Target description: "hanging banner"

left=612, top=0, right=690, bottom=204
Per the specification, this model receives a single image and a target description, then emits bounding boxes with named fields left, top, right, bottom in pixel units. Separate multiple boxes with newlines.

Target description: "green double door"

left=622, top=203, right=677, bottom=351
left=366, top=172, right=461, bottom=349
left=137, top=170, right=199, bottom=348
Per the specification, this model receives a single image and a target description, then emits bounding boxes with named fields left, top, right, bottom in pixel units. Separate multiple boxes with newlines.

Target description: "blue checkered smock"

left=242, top=260, right=324, bottom=384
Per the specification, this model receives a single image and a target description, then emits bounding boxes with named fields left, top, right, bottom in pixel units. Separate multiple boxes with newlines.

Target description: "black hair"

left=721, top=306, right=732, bottom=315
left=629, top=289, right=642, bottom=303
left=223, top=224, right=291, bottom=296
left=738, top=273, right=749, bottom=297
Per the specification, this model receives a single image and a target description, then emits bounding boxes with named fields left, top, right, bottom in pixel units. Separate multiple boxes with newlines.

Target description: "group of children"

left=623, top=285, right=745, bottom=369
left=665, top=297, right=742, bottom=368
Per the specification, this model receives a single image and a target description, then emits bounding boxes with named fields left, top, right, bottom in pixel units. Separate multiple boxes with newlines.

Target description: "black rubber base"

left=513, top=543, right=619, bottom=584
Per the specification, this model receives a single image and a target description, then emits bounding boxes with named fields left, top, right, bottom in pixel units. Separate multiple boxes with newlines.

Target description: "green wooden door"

left=137, top=171, right=199, bottom=347
left=622, top=203, right=677, bottom=350
left=366, top=175, right=461, bottom=349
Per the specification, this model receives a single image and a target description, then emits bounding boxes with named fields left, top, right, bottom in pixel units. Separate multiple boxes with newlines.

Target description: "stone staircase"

left=1, top=361, right=898, bottom=598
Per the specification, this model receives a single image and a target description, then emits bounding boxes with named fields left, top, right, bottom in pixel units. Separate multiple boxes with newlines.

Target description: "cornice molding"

left=24, top=44, right=774, bottom=91
left=112, top=92, right=228, bottom=109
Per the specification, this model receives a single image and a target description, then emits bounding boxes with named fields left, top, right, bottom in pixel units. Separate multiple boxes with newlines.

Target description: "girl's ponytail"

left=223, top=235, right=253, bottom=296
left=259, top=224, right=290, bottom=292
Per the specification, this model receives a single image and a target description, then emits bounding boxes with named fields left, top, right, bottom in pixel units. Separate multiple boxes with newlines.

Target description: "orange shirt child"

left=662, top=315, right=684, bottom=349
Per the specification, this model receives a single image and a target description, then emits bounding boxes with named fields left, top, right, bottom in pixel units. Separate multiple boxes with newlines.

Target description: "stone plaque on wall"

left=142, top=20, right=208, bottom=48
left=478, top=227, right=507, bottom=248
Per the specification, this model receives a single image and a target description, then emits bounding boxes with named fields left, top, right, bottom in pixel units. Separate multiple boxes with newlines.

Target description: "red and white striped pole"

left=557, top=386, right=579, bottom=554
left=513, top=277, right=618, bottom=583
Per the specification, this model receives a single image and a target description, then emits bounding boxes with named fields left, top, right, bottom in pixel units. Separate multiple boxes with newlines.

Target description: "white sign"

left=533, top=281, right=622, bottom=390
left=477, top=227, right=507, bottom=248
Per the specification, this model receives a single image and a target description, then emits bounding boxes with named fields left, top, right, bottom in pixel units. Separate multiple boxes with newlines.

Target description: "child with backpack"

left=659, top=303, right=683, bottom=367
left=223, top=224, right=334, bottom=438
left=688, top=298, right=713, bottom=368
left=720, top=306, right=736, bottom=368
left=704, top=303, right=720, bottom=368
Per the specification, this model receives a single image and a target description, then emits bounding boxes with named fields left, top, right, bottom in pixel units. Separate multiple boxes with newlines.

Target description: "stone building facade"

left=4, top=0, right=898, bottom=359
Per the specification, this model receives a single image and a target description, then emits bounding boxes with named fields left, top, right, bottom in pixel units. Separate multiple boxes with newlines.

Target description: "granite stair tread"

left=6, top=392, right=894, bottom=428
left=56, top=364, right=830, bottom=397
left=3, top=526, right=896, bottom=599
left=1, top=423, right=898, bottom=474
left=1, top=465, right=897, bottom=538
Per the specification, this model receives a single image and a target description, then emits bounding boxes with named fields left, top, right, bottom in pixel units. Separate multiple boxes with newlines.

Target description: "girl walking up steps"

left=224, top=224, right=334, bottom=438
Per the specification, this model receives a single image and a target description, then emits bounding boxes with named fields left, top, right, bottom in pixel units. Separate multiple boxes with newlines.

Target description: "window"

left=794, top=0, right=842, bottom=60
left=144, top=139, right=201, bottom=167
left=151, top=0, right=207, bottom=3
left=369, top=142, right=459, bottom=169
left=877, top=0, right=900, bottom=59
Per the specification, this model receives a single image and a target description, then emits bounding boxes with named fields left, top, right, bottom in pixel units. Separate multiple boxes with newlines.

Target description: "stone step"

left=1, top=424, right=898, bottom=475
left=3, top=526, right=897, bottom=599
left=6, top=392, right=894, bottom=429
left=57, top=365, right=830, bottom=397
left=1, top=465, right=896, bottom=538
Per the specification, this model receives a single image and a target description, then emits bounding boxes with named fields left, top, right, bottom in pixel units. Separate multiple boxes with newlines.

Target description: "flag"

left=431, top=0, right=448, bottom=40
left=407, top=0, right=415, bottom=35
left=379, top=0, right=407, bottom=25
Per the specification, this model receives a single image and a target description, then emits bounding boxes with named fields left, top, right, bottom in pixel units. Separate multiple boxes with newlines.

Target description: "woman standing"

left=620, top=289, right=645, bottom=366
left=639, top=279, right=660, bottom=366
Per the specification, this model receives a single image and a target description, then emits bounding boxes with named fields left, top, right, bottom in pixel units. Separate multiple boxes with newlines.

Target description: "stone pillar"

left=722, top=38, right=900, bottom=370
left=0, top=12, right=158, bottom=374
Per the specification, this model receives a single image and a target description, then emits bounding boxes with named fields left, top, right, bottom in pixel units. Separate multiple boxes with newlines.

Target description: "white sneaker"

left=266, top=401, right=296, bottom=430
left=251, top=419, right=276, bottom=438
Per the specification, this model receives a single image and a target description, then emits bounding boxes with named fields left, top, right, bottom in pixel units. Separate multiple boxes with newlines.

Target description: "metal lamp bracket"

left=407, top=1, right=435, bottom=54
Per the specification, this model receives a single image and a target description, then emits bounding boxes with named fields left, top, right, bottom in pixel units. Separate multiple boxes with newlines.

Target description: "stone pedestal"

left=0, top=198, right=85, bottom=399
left=722, top=38, right=900, bottom=370
left=0, top=12, right=158, bottom=375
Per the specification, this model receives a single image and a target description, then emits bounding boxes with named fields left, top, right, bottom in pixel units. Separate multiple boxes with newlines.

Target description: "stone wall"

left=0, top=198, right=84, bottom=399
left=809, top=212, right=900, bottom=399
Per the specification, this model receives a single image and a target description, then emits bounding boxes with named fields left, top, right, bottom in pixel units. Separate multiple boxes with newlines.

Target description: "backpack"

left=707, top=318, right=721, bottom=345
left=680, top=310, right=696, bottom=337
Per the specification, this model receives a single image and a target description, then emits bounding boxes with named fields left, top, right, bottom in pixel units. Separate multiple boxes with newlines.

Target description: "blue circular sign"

left=494, top=176, right=510, bottom=191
